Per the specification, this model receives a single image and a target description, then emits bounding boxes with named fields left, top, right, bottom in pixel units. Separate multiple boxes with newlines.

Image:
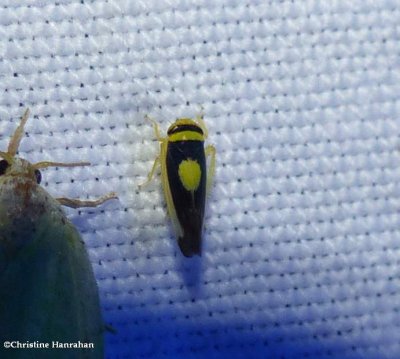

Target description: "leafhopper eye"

left=34, top=169, right=42, bottom=184
left=0, top=160, right=9, bottom=176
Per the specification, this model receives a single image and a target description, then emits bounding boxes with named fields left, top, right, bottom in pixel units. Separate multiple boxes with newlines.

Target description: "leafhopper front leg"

left=144, top=115, right=164, bottom=142
left=140, top=115, right=167, bottom=188
left=195, top=108, right=208, bottom=139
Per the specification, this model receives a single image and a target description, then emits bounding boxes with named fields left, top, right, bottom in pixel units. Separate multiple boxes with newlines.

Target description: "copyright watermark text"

left=4, top=341, right=94, bottom=349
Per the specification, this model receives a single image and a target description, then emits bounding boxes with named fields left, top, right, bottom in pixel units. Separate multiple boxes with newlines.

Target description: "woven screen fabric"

left=1, top=1, right=400, bottom=358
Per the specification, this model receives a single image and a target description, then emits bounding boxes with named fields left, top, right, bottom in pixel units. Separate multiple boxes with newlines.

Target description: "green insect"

left=142, top=114, right=216, bottom=257
left=0, top=109, right=116, bottom=357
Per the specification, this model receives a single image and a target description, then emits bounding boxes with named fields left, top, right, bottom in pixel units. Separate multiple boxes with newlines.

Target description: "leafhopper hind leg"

left=205, top=145, right=216, bottom=196
left=138, top=155, right=161, bottom=189
left=57, top=192, right=117, bottom=209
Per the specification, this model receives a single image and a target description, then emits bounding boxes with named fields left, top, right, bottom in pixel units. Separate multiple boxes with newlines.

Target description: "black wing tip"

left=178, top=235, right=202, bottom=257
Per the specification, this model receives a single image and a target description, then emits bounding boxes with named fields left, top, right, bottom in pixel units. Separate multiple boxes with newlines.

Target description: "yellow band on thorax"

left=168, top=131, right=205, bottom=142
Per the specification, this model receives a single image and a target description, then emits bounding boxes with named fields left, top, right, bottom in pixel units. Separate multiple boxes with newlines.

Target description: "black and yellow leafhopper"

left=141, top=114, right=216, bottom=257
